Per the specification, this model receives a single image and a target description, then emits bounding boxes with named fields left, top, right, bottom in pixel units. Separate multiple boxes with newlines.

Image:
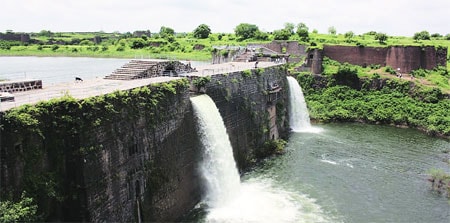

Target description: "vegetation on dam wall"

left=0, top=79, right=190, bottom=221
left=0, top=66, right=289, bottom=221
left=293, top=61, right=450, bottom=137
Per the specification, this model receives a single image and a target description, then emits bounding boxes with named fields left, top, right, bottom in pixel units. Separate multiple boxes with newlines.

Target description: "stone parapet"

left=0, top=79, right=42, bottom=92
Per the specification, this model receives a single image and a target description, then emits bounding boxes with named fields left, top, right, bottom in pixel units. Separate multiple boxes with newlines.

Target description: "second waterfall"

left=287, top=76, right=322, bottom=133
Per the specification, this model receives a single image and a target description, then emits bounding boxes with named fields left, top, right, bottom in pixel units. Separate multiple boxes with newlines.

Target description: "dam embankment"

left=0, top=65, right=289, bottom=222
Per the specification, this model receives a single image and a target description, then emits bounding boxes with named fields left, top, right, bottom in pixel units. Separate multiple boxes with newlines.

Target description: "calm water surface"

left=190, top=123, right=450, bottom=222
left=0, top=56, right=208, bottom=85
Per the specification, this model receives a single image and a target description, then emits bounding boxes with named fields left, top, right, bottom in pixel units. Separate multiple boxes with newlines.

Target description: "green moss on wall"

left=0, top=78, right=189, bottom=221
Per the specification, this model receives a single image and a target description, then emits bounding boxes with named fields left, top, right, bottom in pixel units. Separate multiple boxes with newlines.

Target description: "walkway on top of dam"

left=0, top=61, right=277, bottom=112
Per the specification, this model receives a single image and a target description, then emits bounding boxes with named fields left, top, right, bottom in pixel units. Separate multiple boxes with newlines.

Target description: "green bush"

left=0, top=192, right=38, bottom=223
left=51, top=44, right=59, bottom=51
left=384, top=66, right=397, bottom=75
left=192, top=76, right=211, bottom=89
left=411, top=68, right=429, bottom=77
left=242, top=70, right=252, bottom=78
left=369, top=64, right=381, bottom=69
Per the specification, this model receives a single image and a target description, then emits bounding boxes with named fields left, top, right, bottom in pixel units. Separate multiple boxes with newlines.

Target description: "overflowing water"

left=287, top=76, right=322, bottom=133
left=190, top=94, right=329, bottom=223
left=190, top=95, right=241, bottom=207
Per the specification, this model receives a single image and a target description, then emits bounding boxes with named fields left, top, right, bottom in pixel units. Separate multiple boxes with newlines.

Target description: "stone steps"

left=104, top=60, right=196, bottom=80
left=105, top=60, right=158, bottom=80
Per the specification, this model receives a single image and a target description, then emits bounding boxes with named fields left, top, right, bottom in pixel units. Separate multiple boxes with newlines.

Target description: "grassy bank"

left=1, top=30, right=448, bottom=67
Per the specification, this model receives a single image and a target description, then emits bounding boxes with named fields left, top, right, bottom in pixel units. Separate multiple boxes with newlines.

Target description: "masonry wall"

left=322, top=45, right=448, bottom=73
left=203, top=66, right=289, bottom=170
left=1, top=66, right=290, bottom=222
left=0, top=79, right=42, bottom=92
left=0, top=80, right=201, bottom=222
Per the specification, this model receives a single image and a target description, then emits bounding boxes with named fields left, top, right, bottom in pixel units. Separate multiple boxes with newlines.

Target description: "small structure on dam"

left=104, top=60, right=196, bottom=80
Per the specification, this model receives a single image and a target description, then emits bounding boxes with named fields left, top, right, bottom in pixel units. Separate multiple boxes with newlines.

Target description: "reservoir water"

left=0, top=56, right=207, bottom=85
left=0, top=56, right=130, bottom=84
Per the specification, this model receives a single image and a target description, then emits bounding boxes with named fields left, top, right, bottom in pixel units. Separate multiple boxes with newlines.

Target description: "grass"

left=1, top=30, right=449, bottom=69
left=318, top=57, right=450, bottom=93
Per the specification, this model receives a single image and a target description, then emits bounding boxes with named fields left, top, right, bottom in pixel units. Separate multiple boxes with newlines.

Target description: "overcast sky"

left=1, top=0, right=449, bottom=37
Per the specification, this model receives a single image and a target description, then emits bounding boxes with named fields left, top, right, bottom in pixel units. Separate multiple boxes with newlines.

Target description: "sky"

left=1, top=0, right=449, bottom=37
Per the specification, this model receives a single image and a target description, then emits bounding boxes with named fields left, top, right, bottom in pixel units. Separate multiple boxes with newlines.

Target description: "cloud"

left=1, top=0, right=448, bottom=36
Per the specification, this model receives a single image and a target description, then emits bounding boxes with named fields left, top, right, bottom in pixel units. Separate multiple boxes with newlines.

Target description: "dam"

left=0, top=59, right=289, bottom=222
left=0, top=60, right=276, bottom=112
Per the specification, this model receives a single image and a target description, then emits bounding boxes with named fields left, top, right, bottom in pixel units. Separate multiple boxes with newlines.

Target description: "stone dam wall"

left=203, top=66, right=289, bottom=170
left=0, top=66, right=289, bottom=222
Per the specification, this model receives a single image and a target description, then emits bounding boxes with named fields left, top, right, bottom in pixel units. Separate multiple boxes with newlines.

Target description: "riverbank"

left=294, top=73, right=450, bottom=139
left=0, top=48, right=211, bottom=61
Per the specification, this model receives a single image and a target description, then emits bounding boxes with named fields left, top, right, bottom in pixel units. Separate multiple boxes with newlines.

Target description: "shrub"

left=116, top=45, right=125, bottom=51
left=51, top=44, right=59, bottom=51
left=130, top=38, right=146, bottom=49
left=369, top=64, right=381, bottom=69
left=79, top=39, right=93, bottom=46
left=242, top=70, right=252, bottom=78
left=411, top=68, right=429, bottom=77
left=192, top=76, right=211, bottom=89
left=0, top=192, right=38, bottom=222
left=0, top=41, right=11, bottom=50
left=384, top=66, right=396, bottom=75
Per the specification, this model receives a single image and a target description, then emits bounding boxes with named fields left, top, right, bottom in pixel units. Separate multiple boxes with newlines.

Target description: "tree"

left=273, top=29, right=291, bottom=40
left=159, top=26, right=175, bottom=37
left=38, top=30, right=53, bottom=37
left=254, top=30, right=269, bottom=40
left=374, top=32, right=388, bottom=44
left=445, top=34, right=450, bottom=40
left=130, top=38, right=146, bottom=49
left=234, top=23, right=259, bottom=40
left=193, top=24, right=211, bottom=39
left=328, top=26, right=337, bottom=35
left=430, top=33, right=442, bottom=38
left=344, top=31, right=354, bottom=41
left=413, top=30, right=430, bottom=41
left=284, top=23, right=295, bottom=34
left=296, top=22, right=309, bottom=42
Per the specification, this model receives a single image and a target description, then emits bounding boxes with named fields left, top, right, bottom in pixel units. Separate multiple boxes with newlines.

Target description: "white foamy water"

left=191, top=94, right=330, bottom=223
left=191, top=94, right=241, bottom=207
left=287, top=76, right=323, bottom=133
left=206, top=178, right=329, bottom=223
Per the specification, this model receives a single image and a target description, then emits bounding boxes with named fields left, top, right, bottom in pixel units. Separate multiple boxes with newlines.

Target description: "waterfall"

left=190, top=94, right=326, bottom=222
left=190, top=95, right=241, bottom=207
left=287, top=76, right=321, bottom=133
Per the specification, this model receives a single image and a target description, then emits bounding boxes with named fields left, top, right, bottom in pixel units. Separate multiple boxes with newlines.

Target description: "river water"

left=249, top=123, right=450, bottom=222
left=188, top=123, right=450, bottom=222
left=187, top=77, right=450, bottom=222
